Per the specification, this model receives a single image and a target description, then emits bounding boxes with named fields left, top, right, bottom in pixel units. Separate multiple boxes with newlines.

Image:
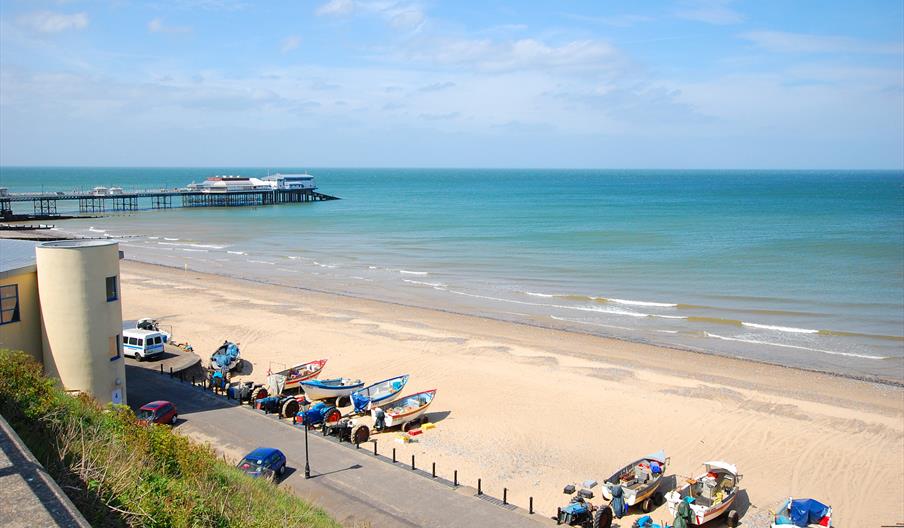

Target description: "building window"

left=106, top=276, right=118, bottom=302
left=0, top=284, right=20, bottom=325
left=109, top=334, right=121, bottom=361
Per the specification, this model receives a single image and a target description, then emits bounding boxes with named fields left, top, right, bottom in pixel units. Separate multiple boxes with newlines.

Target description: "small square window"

left=109, top=334, right=121, bottom=361
left=106, top=276, right=118, bottom=302
left=0, top=284, right=20, bottom=325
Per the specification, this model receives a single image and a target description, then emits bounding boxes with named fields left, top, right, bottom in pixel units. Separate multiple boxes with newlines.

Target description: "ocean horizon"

left=2, top=166, right=902, bottom=381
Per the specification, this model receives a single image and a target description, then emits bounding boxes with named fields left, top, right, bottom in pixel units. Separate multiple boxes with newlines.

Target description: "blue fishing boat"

left=210, top=341, right=241, bottom=372
left=299, top=377, right=365, bottom=401
left=350, top=374, right=409, bottom=413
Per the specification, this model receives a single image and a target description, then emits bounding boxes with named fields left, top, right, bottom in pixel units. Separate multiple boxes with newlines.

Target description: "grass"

left=0, top=349, right=341, bottom=528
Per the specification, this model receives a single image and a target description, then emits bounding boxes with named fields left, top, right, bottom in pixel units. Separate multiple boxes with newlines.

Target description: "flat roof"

left=40, top=239, right=117, bottom=249
left=0, top=239, right=38, bottom=278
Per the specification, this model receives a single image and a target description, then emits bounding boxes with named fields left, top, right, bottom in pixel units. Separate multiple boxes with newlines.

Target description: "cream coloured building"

left=0, top=239, right=126, bottom=405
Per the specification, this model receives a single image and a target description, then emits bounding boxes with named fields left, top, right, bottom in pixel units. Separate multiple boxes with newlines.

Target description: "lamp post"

left=302, top=401, right=311, bottom=479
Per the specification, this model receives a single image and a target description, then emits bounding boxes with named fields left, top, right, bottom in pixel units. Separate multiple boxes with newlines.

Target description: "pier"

left=1, top=188, right=339, bottom=218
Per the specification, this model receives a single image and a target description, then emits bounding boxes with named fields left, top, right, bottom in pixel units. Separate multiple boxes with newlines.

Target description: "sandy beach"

left=120, top=259, right=904, bottom=527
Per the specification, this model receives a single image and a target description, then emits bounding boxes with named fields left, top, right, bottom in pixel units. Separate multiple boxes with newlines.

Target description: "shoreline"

left=123, top=255, right=904, bottom=388
left=118, top=258, right=904, bottom=526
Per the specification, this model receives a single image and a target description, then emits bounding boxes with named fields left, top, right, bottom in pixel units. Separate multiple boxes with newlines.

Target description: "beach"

left=120, top=259, right=904, bottom=527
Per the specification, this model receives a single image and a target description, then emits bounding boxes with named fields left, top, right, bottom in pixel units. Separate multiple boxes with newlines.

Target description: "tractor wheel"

left=171, top=414, right=178, bottom=425
left=281, top=398, right=300, bottom=419
left=641, top=497, right=653, bottom=513
left=351, top=424, right=370, bottom=444
left=653, top=491, right=665, bottom=506
left=726, top=510, right=739, bottom=527
left=278, top=465, right=286, bottom=477
left=336, top=395, right=350, bottom=408
left=324, top=407, right=341, bottom=425
left=402, top=421, right=414, bottom=433
left=592, top=505, right=613, bottom=528
left=250, top=387, right=267, bottom=403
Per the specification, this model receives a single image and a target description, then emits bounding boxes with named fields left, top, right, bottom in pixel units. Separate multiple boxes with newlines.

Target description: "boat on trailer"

left=666, top=461, right=742, bottom=527
left=374, top=389, right=436, bottom=432
left=600, top=450, right=669, bottom=514
left=299, top=377, right=365, bottom=402
left=210, top=341, right=241, bottom=372
left=271, top=359, right=328, bottom=391
left=350, top=374, right=409, bottom=414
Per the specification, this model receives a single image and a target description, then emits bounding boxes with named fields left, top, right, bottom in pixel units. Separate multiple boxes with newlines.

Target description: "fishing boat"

left=350, top=374, right=409, bottom=413
left=373, top=389, right=436, bottom=431
left=299, top=377, right=365, bottom=402
left=771, top=498, right=832, bottom=527
left=210, top=341, right=241, bottom=372
left=271, top=359, right=328, bottom=391
left=666, top=461, right=742, bottom=527
left=600, top=450, right=669, bottom=514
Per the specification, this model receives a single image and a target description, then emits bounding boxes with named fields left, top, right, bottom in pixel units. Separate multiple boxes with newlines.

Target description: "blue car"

left=237, top=447, right=287, bottom=480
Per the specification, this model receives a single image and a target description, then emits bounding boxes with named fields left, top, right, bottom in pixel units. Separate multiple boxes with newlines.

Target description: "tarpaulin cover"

left=790, top=499, right=829, bottom=526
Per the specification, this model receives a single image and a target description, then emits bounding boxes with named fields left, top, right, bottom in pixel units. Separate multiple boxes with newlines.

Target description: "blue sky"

left=0, top=0, right=902, bottom=168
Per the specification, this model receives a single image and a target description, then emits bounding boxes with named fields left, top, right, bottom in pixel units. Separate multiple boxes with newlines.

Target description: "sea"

left=2, top=167, right=902, bottom=382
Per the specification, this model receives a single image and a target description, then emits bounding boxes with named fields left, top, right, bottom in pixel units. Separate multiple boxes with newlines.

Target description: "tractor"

left=556, top=480, right=613, bottom=528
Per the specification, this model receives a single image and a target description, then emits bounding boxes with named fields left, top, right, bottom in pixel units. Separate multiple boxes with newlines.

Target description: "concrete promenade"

left=0, top=415, right=90, bottom=528
left=127, top=365, right=553, bottom=528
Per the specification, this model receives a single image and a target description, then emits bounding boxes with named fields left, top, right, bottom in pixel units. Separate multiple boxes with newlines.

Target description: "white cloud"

left=281, top=35, right=301, bottom=53
left=564, top=13, right=653, bottom=28
left=675, top=0, right=742, bottom=25
left=17, top=11, right=88, bottom=33
left=315, top=1, right=425, bottom=30
left=316, top=0, right=354, bottom=16
left=740, top=30, right=904, bottom=55
left=148, top=18, right=192, bottom=34
left=406, top=37, right=621, bottom=73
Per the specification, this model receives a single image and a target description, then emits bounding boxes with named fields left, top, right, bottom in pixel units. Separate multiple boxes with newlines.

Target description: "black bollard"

left=432, top=462, right=436, bottom=478
left=411, top=454, right=415, bottom=470
left=160, top=364, right=164, bottom=374
left=478, top=478, right=482, bottom=495
left=454, top=470, right=458, bottom=487
left=529, top=497, right=534, bottom=514
left=169, top=366, right=173, bottom=378
left=392, top=448, right=396, bottom=463
left=503, top=488, right=507, bottom=505
left=373, top=441, right=378, bottom=456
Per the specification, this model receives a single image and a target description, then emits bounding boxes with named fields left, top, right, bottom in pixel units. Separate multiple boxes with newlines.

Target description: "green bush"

left=0, top=349, right=339, bottom=528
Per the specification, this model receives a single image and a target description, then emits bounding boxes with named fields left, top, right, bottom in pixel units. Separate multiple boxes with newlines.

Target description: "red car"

left=137, top=400, right=178, bottom=425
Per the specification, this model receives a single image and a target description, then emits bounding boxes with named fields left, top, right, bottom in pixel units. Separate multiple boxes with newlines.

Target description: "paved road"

left=126, top=366, right=551, bottom=528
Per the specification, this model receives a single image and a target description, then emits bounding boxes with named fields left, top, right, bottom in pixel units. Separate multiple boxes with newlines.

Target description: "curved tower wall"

left=36, top=240, right=126, bottom=405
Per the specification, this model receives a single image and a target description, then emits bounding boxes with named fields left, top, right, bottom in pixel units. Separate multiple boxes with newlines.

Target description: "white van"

left=122, top=329, right=166, bottom=361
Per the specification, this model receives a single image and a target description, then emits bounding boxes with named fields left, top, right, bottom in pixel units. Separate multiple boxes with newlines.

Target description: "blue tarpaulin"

left=790, top=499, right=828, bottom=526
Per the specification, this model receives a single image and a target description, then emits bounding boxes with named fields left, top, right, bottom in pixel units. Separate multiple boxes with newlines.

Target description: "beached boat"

left=771, top=498, right=832, bottom=527
left=210, top=341, right=241, bottom=372
left=350, top=374, right=409, bottom=413
left=373, top=389, right=436, bottom=431
left=272, top=359, right=328, bottom=391
left=600, top=450, right=669, bottom=514
left=666, top=461, right=742, bottom=527
left=299, top=377, right=365, bottom=402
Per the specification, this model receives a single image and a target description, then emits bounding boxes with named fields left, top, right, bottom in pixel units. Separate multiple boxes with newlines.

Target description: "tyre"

left=324, top=407, right=341, bottom=425
left=351, top=424, right=370, bottom=444
left=250, top=387, right=267, bottom=403
left=336, top=395, right=350, bottom=408
left=402, top=421, right=414, bottom=433
left=281, top=399, right=300, bottom=419
left=641, top=497, right=653, bottom=513
left=726, top=510, right=739, bottom=527
left=171, top=414, right=178, bottom=425
left=593, top=505, right=613, bottom=528
left=278, top=464, right=286, bottom=477
left=653, top=491, right=665, bottom=507
left=136, top=354, right=143, bottom=362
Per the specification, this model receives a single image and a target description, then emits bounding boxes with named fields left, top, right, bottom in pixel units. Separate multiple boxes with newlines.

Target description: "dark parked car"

left=136, top=400, right=178, bottom=425
left=237, top=447, right=287, bottom=480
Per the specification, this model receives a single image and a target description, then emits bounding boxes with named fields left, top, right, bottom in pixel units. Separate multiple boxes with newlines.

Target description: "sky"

left=0, top=0, right=902, bottom=169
